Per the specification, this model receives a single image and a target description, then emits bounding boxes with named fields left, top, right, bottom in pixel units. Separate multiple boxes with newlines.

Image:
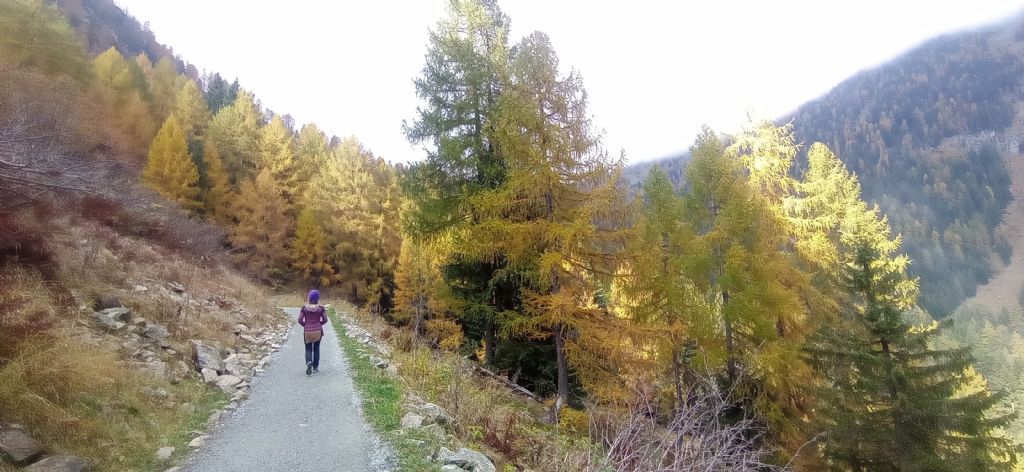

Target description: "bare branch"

left=589, top=369, right=792, bottom=472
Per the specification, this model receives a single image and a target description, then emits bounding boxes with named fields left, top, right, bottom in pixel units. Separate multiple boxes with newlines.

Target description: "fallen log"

left=469, top=362, right=542, bottom=402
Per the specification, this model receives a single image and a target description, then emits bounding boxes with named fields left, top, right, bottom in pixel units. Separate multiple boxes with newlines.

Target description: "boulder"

left=408, top=402, right=452, bottom=426
left=400, top=412, right=425, bottom=429
left=419, top=423, right=447, bottom=441
left=23, top=455, right=91, bottom=472
left=436, top=447, right=496, bottom=472
left=0, top=427, right=44, bottom=464
left=440, top=466, right=467, bottom=472
left=232, top=389, right=249, bottom=402
left=369, top=355, right=388, bottom=369
left=143, top=324, right=170, bottom=343
left=145, top=360, right=168, bottom=380
left=191, top=341, right=224, bottom=373
left=188, top=435, right=208, bottom=448
left=99, top=307, right=132, bottom=322
left=233, top=324, right=250, bottom=334
left=200, top=368, right=219, bottom=384
left=91, top=311, right=125, bottom=331
left=215, top=375, right=242, bottom=393
left=155, top=446, right=175, bottom=461
left=222, top=355, right=249, bottom=377
left=206, top=411, right=221, bottom=428
left=168, top=282, right=185, bottom=293
left=142, top=387, right=169, bottom=400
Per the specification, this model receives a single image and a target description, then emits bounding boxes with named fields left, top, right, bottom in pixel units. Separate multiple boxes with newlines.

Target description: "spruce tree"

left=806, top=182, right=1019, bottom=471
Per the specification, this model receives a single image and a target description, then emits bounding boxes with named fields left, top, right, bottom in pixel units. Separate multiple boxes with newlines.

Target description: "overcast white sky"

left=116, top=0, right=1024, bottom=164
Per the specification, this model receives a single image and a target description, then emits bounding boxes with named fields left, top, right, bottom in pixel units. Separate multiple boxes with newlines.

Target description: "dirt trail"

left=962, top=150, right=1024, bottom=313
left=179, top=308, right=387, bottom=472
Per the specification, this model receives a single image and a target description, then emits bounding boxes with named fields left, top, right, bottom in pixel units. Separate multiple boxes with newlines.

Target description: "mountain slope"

left=631, top=16, right=1024, bottom=316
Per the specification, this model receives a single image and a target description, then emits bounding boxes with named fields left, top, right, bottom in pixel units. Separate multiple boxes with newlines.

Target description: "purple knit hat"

left=308, top=289, right=320, bottom=303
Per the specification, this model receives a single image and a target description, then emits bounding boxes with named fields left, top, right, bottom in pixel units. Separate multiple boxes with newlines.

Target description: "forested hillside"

left=790, top=22, right=1023, bottom=316
left=631, top=19, right=1024, bottom=317
left=4, top=0, right=1024, bottom=470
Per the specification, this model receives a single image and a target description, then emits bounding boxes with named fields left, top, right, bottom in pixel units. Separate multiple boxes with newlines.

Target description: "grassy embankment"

left=1, top=213, right=277, bottom=471
left=328, top=304, right=598, bottom=472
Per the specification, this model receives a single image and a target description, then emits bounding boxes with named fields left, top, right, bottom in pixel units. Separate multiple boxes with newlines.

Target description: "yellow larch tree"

left=201, top=138, right=234, bottom=224
left=229, top=168, right=293, bottom=280
left=479, top=32, right=634, bottom=412
left=258, top=114, right=301, bottom=209
left=142, top=116, right=201, bottom=211
left=173, top=79, right=211, bottom=141
left=291, top=207, right=337, bottom=288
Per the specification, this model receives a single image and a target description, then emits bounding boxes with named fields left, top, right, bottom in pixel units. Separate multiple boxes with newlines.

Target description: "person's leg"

left=305, top=341, right=313, bottom=375
left=312, top=339, right=321, bottom=370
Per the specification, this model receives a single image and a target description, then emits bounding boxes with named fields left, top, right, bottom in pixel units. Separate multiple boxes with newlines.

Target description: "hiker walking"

left=297, top=290, right=327, bottom=375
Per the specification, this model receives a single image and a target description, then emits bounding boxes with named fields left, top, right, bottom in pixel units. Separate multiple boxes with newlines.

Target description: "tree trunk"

left=412, top=296, right=424, bottom=338
left=723, top=289, right=737, bottom=383
left=484, top=320, right=497, bottom=366
left=553, top=323, right=569, bottom=424
left=671, top=346, right=685, bottom=415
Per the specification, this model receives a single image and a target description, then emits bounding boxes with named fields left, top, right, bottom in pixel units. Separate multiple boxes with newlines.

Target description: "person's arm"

left=319, top=307, right=328, bottom=326
left=297, top=307, right=306, bottom=326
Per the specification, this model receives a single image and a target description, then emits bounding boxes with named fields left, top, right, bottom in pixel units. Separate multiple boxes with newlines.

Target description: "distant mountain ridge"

left=628, top=15, right=1024, bottom=316
left=55, top=0, right=198, bottom=76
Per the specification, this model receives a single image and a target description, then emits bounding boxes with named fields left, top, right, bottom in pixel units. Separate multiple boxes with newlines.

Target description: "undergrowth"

left=332, top=305, right=599, bottom=472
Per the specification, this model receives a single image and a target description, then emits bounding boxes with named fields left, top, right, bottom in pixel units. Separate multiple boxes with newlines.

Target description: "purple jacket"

left=298, top=304, right=327, bottom=332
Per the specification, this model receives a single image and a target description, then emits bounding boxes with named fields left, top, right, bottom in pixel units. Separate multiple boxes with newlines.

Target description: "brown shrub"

left=0, top=266, right=58, bottom=362
left=0, top=209, right=56, bottom=277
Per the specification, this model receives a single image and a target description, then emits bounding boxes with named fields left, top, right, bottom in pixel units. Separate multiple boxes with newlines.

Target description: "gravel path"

left=180, top=308, right=383, bottom=472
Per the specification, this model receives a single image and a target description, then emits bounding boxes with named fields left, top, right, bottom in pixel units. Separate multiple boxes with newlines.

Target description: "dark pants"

left=305, top=339, right=321, bottom=368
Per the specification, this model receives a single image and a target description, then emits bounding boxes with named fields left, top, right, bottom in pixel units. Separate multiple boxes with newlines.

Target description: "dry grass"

left=0, top=212, right=277, bottom=470
left=0, top=263, right=229, bottom=471
left=48, top=216, right=279, bottom=346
